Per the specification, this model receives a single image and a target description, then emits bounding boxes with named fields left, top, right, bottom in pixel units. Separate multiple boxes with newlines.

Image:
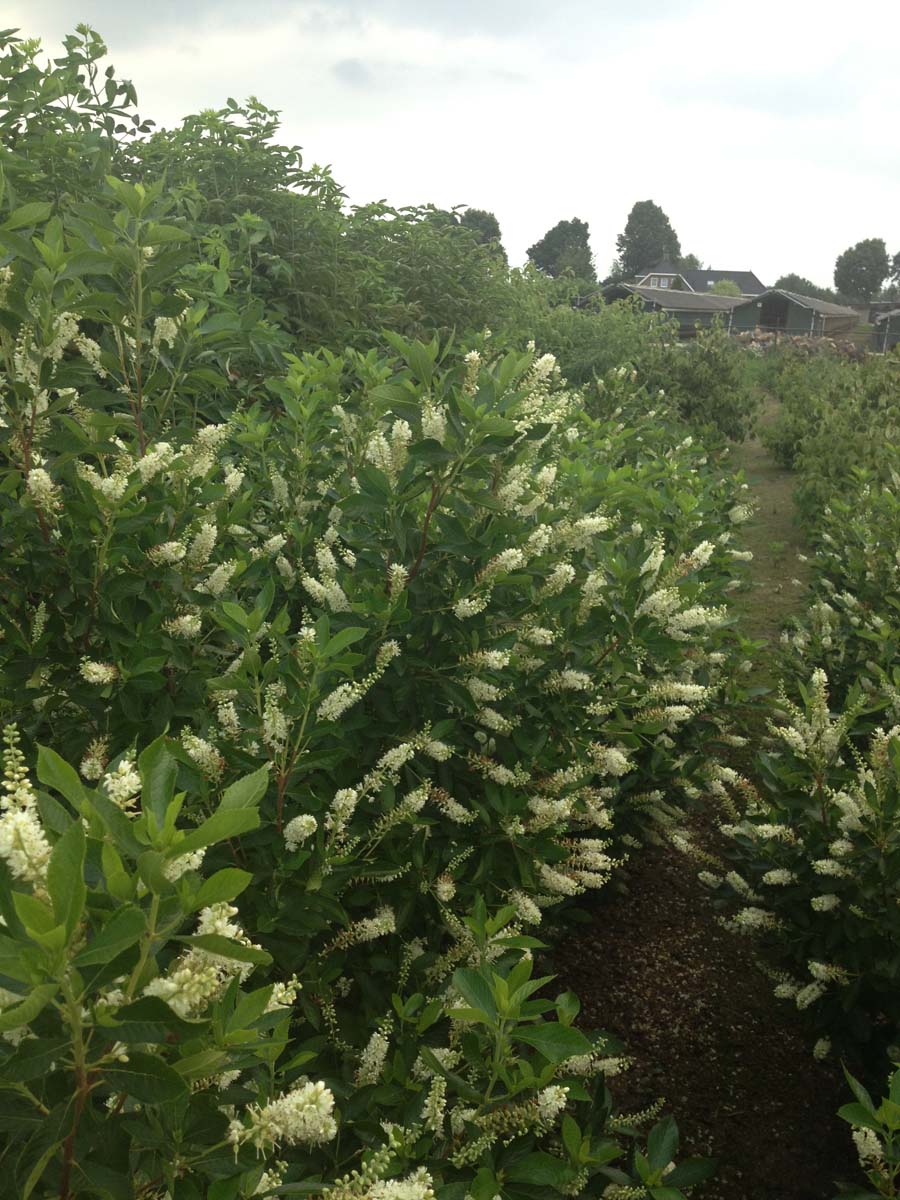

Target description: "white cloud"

left=8, top=0, right=900, bottom=286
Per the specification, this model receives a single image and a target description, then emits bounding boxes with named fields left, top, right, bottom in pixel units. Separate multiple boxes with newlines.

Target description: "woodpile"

left=734, top=329, right=869, bottom=360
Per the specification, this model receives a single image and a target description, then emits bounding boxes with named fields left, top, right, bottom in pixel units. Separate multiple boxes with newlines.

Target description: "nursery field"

left=1, top=26, right=900, bottom=1200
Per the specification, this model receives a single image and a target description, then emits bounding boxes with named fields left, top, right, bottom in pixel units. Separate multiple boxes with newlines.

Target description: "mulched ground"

left=552, top=405, right=861, bottom=1198
left=553, top=839, right=858, bottom=1199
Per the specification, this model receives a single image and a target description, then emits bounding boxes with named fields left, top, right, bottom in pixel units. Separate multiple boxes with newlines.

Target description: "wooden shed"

left=730, top=289, right=858, bottom=336
left=601, top=283, right=746, bottom=337
left=875, top=309, right=900, bottom=353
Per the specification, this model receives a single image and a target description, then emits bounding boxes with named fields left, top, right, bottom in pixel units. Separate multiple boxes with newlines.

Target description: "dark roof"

left=739, top=289, right=858, bottom=317
left=604, top=284, right=746, bottom=312
left=681, top=269, right=767, bottom=295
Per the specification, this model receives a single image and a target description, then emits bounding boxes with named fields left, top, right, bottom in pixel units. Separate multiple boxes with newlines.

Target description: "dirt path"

left=554, top=408, right=857, bottom=1199
left=728, top=400, right=811, bottom=681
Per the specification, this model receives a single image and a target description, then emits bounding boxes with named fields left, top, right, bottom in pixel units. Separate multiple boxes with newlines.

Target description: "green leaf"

left=103, top=1051, right=189, bottom=1102
left=662, top=1158, right=717, bottom=1188
left=505, top=1152, right=573, bottom=1187
left=23, top=1141, right=64, bottom=1200
left=837, top=1103, right=883, bottom=1133
left=74, top=906, right=147, bottom=967
left=219, top=766, right=270, bottom=811
left=513, top=1022, right=592, bottom=1062
left=647, top=1116, right=679, bottom=1172
left=3, top=1036, right=69, bottom=1081
left=35, top=789, right=73, bottom=836
left=165, top=807, right=260, bottom=858
left=144, top=222, right=189, bottom=245
left=46, top=820, right=86, bottom=940
left=3, top=202, right=53, bottom=231
left=180, top=934, right=272, bottom=965
left=555, top=991, right=580, bottom=1027
left=139, top=736, right=178, bottom=827
left=561, top=1114, right=582, bottom=1161
left=451, top=968, right=497, bottom=1021
left=323, top=627, right=368, bottom=658
left=13, top=891, right=56, bottom=936
left=190, top=868, right=254, bottom=910
left=0, top=983, right=58, bottom=1032
left=36, top=745, right=87, bottom=809
left=844, top=1068, right=876, bottom=1115
left=85, top=790, right=145, bottom=858
left=103, top=997, right=207, bottom=1044
left=406, top=342, right=435, bottom=386
left=171, top=1048, right=230, bottom=1079
left=0, top=228, right=42, bottom=265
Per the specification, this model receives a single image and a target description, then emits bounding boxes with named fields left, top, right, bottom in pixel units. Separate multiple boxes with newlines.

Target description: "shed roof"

left=740, top=289, right=859, bottom=317
left=606, top=284, right=746, bottom=312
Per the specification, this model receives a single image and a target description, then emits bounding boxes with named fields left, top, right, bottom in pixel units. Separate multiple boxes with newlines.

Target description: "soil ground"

left=554, top=404, right=859, bottom=1199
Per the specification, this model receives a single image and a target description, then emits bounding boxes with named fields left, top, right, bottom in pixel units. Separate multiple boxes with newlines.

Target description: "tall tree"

left=527, top=218, right=595, bottom=281
left=890, top=250, right=900, bottom=287
left=773, top=274, right=837, bottom=302
left=460, top=208, right=507, bottom=262
left=833, top=238, right=890, bottom=302
left=616, top=200, right=681, bottom=278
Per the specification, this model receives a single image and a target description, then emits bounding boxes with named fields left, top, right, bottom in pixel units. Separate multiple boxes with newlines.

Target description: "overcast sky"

left=10, top=1, right=900, bottom=286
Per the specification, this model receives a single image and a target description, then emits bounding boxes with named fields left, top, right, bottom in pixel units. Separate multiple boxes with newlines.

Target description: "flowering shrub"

left=0, top=196, right=749, bottom=927
left=0, top=731, right=716, bottom=1197
left=0, top=726, right=294, bottom=1196
left=701, top=669, right=900, bottom=1052
left=762, top=349, right=900, bottom=505
left=0, top=201, right=743, bottom=1197
left=778, top=478, right=900, bottom=703
left=837, top=1063, right=900, bottom=1198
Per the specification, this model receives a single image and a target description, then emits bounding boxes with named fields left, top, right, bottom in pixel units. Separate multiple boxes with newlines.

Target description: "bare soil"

left=554, top=407, right=859, bottom=1198
left=554, top=841, right=857, bottom=1200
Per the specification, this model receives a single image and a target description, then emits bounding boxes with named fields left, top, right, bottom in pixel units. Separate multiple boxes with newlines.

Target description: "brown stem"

left=406, top=480, right=440, bottom=585
left=59, top=1072, right=91, bottom=1199
left=595, top=637, right=621, bottom=667
left=35, top=505, right=52, bottom=545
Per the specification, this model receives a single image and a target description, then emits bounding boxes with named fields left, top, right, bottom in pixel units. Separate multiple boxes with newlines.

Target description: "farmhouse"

left=634, top=258, right=766, bottom=296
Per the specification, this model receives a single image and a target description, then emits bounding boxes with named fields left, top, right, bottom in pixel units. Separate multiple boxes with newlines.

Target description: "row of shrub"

left=703, top=345, right=900, bottom=1195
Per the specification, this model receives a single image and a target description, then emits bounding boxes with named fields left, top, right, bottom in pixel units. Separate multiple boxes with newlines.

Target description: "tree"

left=460, top=208, right=506, bottom=262
left=773, top=273, right=837, bottom=302
left=833, top=238, right=890, bottom=302
left=710, top=279, right=741, bottom=296
left=461, top=207, right=500, bottom=243
left=890, top=250, right=900, bottom=287
left=527, top=218, right=595, bottom=282
left=615, top=200, right=681, bottom=279
left=678, top=253, right=703, bottom=270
